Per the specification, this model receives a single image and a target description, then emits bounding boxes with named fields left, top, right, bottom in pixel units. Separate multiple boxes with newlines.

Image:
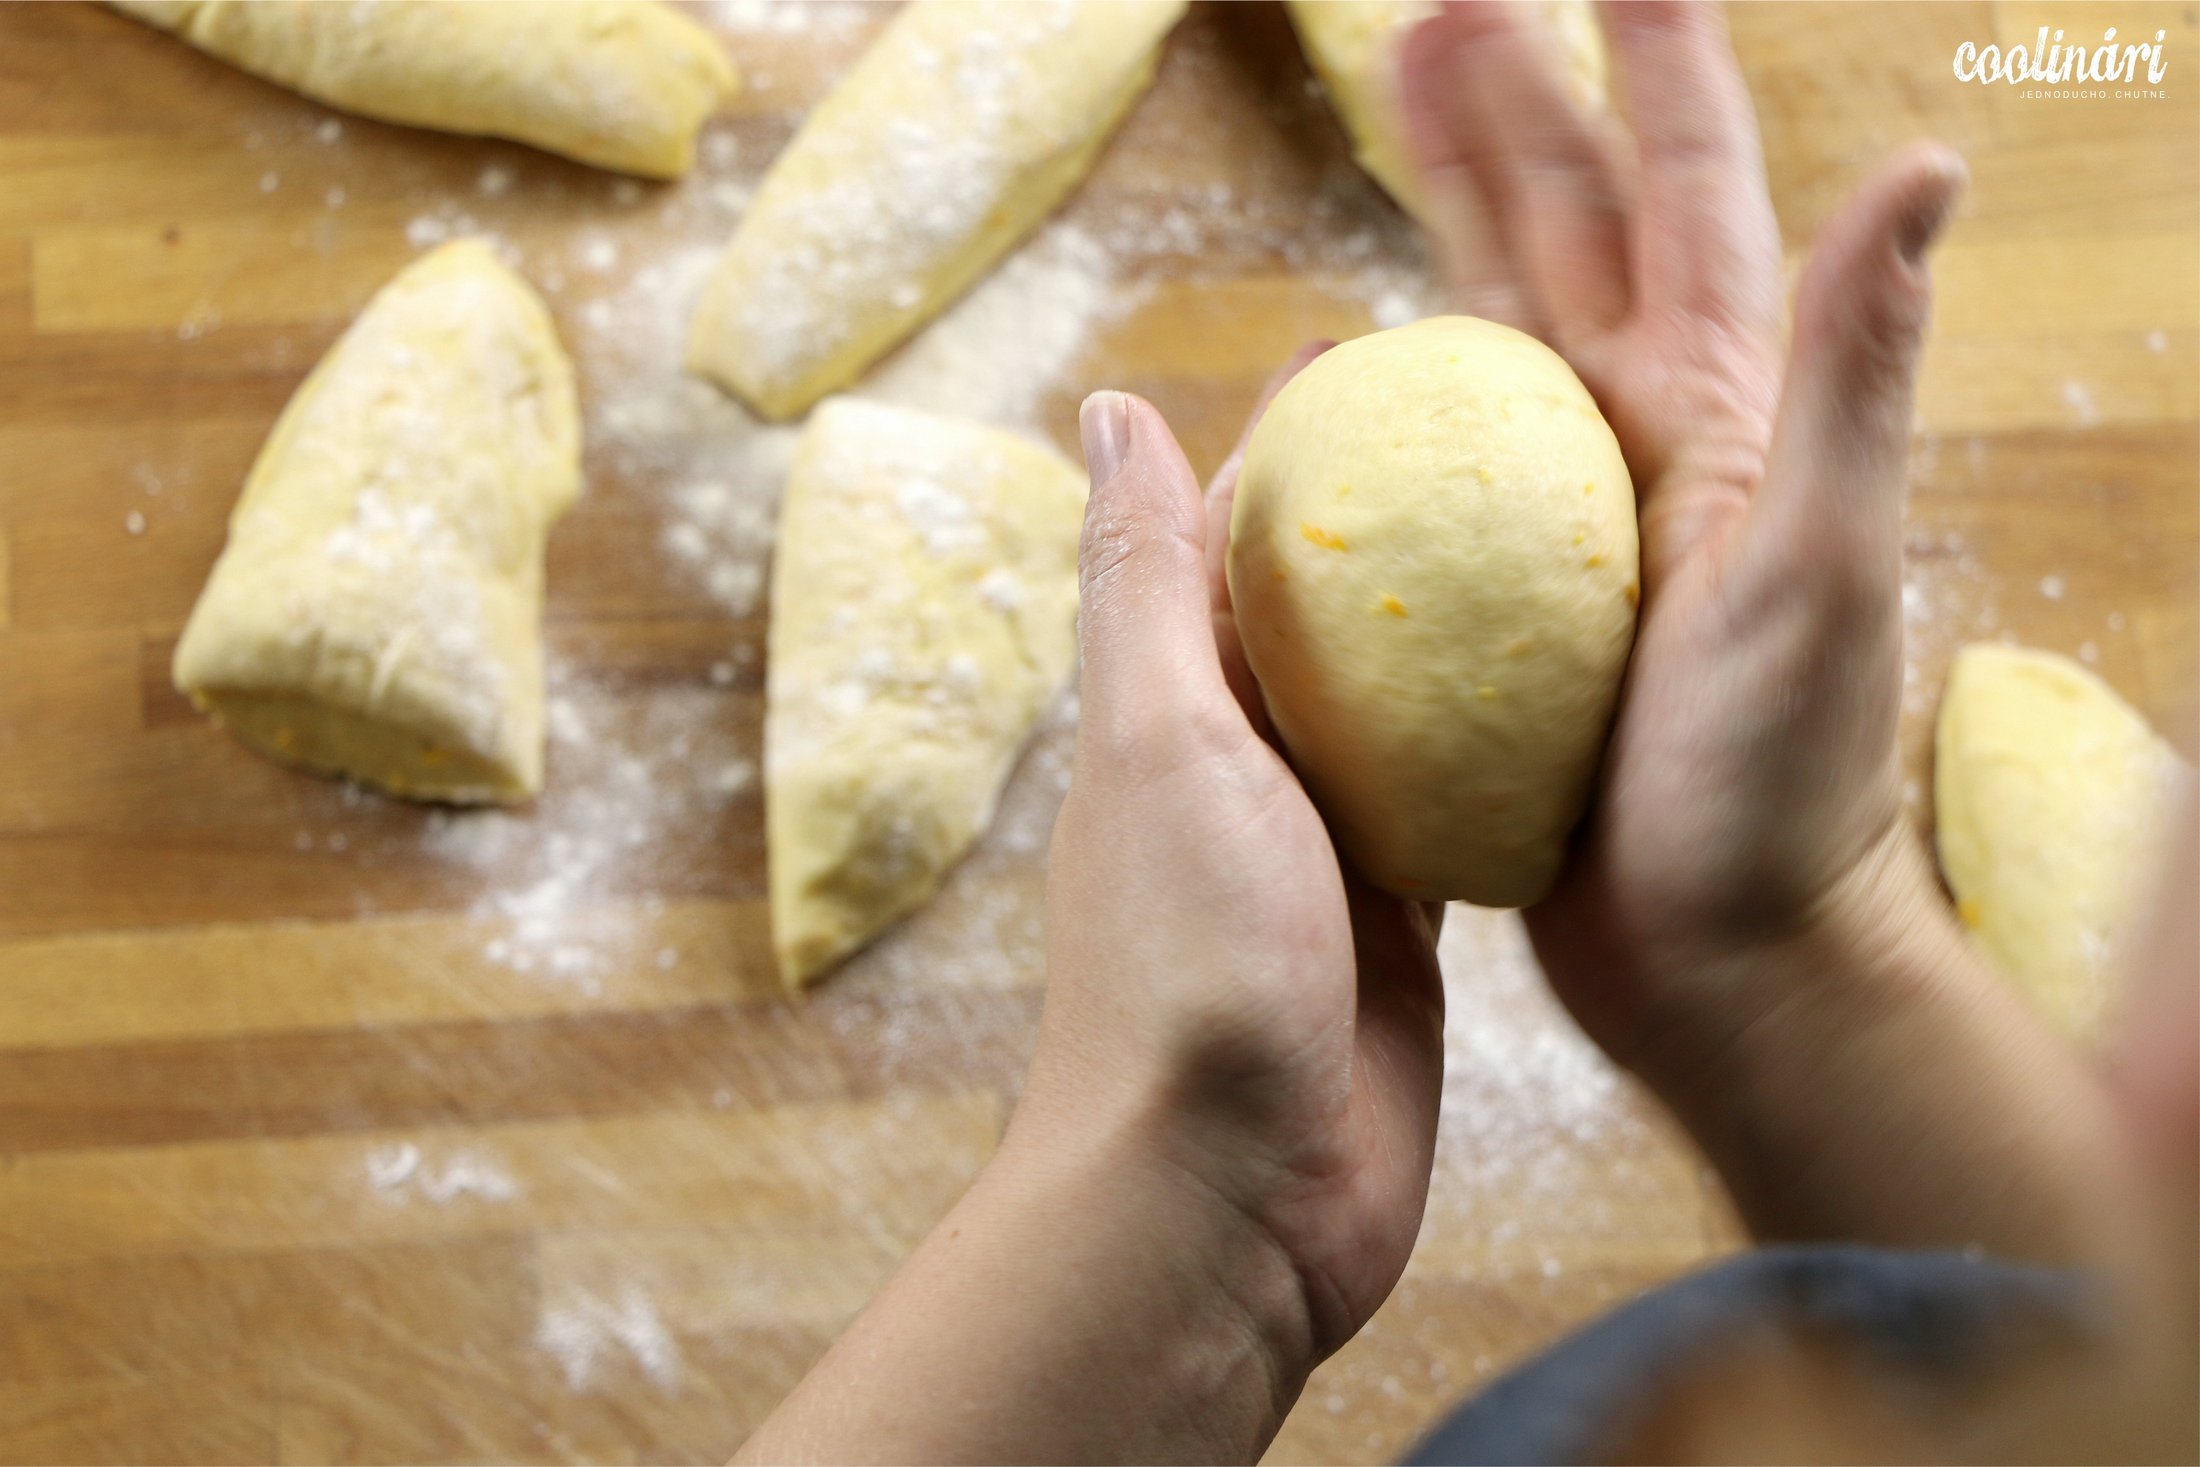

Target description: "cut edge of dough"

left=193, top=687, right=535, bottom=806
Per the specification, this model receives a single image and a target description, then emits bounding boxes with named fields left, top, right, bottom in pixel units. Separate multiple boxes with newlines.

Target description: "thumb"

left=1074, top=391, right=1234, bottom=751
left=1747, top=142, right=1967, bottom=588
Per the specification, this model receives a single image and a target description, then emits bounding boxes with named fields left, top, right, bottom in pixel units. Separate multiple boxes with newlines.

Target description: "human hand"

left=1020, top=370, right=1448, bottom=1366
left=1401, top=0, right=1964, bottom=1072
left=735, top=371, right=1447, bottom=1466
left=1396, top=0, right=2145, bottom=1266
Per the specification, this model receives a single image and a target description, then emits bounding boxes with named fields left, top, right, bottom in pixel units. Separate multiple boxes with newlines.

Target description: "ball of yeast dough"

left=1227, top=316, right=1638, bottom=906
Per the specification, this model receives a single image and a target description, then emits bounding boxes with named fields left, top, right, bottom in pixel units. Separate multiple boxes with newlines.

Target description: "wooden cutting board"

left=0, top=2, right=2192, bottom=1461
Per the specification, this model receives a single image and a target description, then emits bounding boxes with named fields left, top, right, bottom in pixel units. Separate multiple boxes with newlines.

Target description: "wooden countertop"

left=1, top=2, right=2193, bottom=1461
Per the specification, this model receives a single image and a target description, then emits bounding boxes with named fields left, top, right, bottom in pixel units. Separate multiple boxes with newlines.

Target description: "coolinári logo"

left=1954, top=25, right=2169, bottom=98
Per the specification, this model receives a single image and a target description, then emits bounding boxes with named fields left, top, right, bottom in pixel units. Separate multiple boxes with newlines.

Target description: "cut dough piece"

left=173, top=239, right=581, bottom=804
left=688, top=0, right=1184, bottom=420
left=111, top=0, right=736, bottom=178
left=1286, top=0, right=1605, bottom=221
left=767, top=398, right=1085, bottom=988
left=1935, top=643, right=2191, bottom=1042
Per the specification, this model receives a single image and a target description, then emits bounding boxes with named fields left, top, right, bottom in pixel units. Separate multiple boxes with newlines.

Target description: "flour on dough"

left=687, top=0, right=1184, bottom=420
left=173, top=239, right=581, bottom=804
left=112, top=0, right=736, bottom=178
left=1286, top=0, right=1606, bottom=222
left=1935, top=643, right=2190, bottom=1042
left=767, top=398, right=1085, bottom=988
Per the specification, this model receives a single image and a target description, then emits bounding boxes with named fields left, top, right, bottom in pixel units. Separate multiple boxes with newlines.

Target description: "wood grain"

left=0, top=2, right=2194, bottom=1462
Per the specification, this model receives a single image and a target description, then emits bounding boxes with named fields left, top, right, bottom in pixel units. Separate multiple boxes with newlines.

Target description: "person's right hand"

left=1400, top=0, right=1963, bottom=1072
left=1400, top=1, right=2140, bottom=1265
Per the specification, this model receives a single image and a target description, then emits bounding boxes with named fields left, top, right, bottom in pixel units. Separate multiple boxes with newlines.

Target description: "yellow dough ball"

left=1228, top=317, right=1638, bottom=906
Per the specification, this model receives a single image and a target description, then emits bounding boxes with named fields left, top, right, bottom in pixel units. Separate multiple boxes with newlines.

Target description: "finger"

left=1600, top=0, right=1783, bottom=334
left=1075, top=391, right=1238, bottom=750
left=1746, top=143, right=1965, bottom=592
left=1403, top=1, right=1635, bottom=345
left=1204, top=342, right=1333, bottom=620
left=1204, top=343, right=1333, bottom=726
left=1343, top=877, right=1447, bottom=1186
left=1397, top=11, right=1546, bottom=335
left=2109, top=787, right=2197, bottom=1188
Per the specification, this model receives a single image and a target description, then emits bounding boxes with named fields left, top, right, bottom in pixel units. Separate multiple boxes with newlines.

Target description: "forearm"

left=1641, top=832, right=2142, bottom=1270
left=733, top=1100, right=1315, bottom=1465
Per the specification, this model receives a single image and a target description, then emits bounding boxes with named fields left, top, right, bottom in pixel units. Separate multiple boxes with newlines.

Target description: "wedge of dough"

left=1286, top=0, right=1605, bottom=220
left=767, top=398, right=1085, bottom=987
left=112, top=0, right=736, bottom=178
left=1935, top=643, right=2191, bottom=1042
left=688, top=0, right=1184, bottom=420
left=173, top=239, right=581, bottom=804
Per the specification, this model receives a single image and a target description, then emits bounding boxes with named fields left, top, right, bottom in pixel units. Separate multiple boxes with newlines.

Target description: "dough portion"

left=173, top=239, right=581, bottom=804
left=1286, top=0, right=1605, bottom=220
left=767, top=398, right=1085, bottom=987
left=1228, top=316, right=1637, bottom=906
left=1935, top=643, right=2190, bottom=1042
left=112, top=0, right=736, bottom=178
left=688, top=0, right=1184, bottom=420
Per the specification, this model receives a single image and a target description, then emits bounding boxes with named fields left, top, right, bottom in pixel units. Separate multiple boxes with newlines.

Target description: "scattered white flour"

left=2060, top=378, right=2099, bottom=426
left=477, top=162, right=515, bottom=199
left=315, top=117, right=343, bottom=144
left=2040, top=573, right=2066, bottom=600
left=864, top=224, right=1134, bottom=423
left=422, top=662, right=755, bottom=981
left=709, top=0, right=871, bottom=39
left=325, top=185, right=347, bottom=210
left=1432, top=910, right=1633, bottom=1185
left=536, top=1285, right=682, bottom=1392
left=364, top=1141, right=520, bottom=1203
left=258, top=170, right=279, bottom=193
left=575, top=232, right=621, bottom=275
left=1900, top=525, right=1996, bottom=726
left=123, top=510, right=145, bottom=535
left=2145, top=328, right=2168, bottom=354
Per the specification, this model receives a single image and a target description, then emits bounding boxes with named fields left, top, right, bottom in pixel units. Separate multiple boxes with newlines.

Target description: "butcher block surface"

left=0, top=2, right=2194, bottom=1461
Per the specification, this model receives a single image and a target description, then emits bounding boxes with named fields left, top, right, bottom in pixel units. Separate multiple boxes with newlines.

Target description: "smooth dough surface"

left=1285, top=0, right=1605, bottom=221
left=112, top=0, right=736, bottom=178
left=767, top=398, right=1085, bottom=988
left=1228, top=316, right=1637, bottom=906
left=688, top=0, right=1184, bottom=420
left=1935, top=643, right=2190, bottom=1042
left=173, top=239, right=581, bottom=804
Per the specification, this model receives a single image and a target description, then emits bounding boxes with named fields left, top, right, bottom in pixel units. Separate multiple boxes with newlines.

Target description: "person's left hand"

left=736, top=367, right=1449, bottom=1466
left=1020, top=367, right=1448, bottom=1367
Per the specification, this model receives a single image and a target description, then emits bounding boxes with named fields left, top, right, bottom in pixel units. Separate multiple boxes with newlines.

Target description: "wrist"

left=1618, top=822, right=1958, bottom=1101
left=1623, top=828, right=2136, bottom=1262
left=982, top=1092, right=1320, bottom=1454
left=743, top=1089, right=1318, bottom=1465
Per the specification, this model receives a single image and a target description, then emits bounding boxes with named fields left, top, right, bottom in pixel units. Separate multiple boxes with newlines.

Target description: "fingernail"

left=1898, top=159, right=1969, bottom=262
left=1079, top=391, right=1131, bottom=483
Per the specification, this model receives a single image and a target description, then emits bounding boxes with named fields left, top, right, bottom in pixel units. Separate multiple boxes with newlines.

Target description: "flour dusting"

left=364, top=1141, right=521, bottom=1204
left=536, top=1284, right=683, bottom=1392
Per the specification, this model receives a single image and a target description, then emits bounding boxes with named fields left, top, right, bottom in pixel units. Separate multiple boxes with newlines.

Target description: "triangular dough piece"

left=111, top=0, right=736, bottom=178
left=173, top=240, right=581, bottom=804
left=688, top=0, right=1184, bottom=419
left=767, top=398, right=1086, bottom=988
left=1935, top=643, right=2191, bottom=1041
left=1285, top=0, right=1605, bottom=221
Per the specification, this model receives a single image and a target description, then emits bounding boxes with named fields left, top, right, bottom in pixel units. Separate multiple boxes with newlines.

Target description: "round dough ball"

left=1227, top=316, right=1638, bottom=906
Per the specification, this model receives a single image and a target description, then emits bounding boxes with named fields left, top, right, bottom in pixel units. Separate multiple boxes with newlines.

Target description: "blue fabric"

left=1402, top=1245, right=2092, bottom=1465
